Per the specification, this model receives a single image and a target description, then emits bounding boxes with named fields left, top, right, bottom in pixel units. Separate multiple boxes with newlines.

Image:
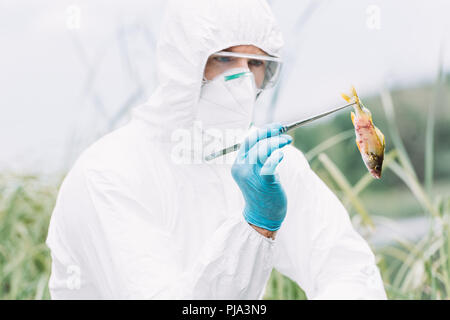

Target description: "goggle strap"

left=224, top=71, right=251, bottom=81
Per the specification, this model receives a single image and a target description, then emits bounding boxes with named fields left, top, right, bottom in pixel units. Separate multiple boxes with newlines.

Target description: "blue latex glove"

left=231, top=124, right=292, bottom=231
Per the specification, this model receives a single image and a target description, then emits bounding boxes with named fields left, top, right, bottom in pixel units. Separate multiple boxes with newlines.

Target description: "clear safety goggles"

left=205, top=51, right=282, bottom=90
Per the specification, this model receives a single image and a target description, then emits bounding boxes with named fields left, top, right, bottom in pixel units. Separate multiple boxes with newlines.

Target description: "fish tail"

left=342, top=86, right=363, bottom=111
left=351, top=85, right=363, bottom=111
left=341, top=93, right=351, bottom=102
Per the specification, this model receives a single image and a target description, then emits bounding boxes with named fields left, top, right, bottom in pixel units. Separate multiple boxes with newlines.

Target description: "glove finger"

left=260, top=149, right=284, bottom=176
left=237, top=123, right=283, bottom=160
left=247, top=134, right=292, bottom=166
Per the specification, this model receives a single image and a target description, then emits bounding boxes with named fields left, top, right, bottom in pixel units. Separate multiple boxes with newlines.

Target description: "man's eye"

left=214, top=56, right=233, bottom=63
left=248, top=59, right=264, bottom=67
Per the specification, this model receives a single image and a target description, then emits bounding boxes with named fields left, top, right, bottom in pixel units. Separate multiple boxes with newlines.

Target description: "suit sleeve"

left=47, top=161, right=275, bottom=299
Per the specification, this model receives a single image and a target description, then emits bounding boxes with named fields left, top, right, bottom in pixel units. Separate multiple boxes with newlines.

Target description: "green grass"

left=274, top=71, right=449, bottom=299
left=0, top=174, right=57, bottom=299
left=263, top=269, right=306, bottom=300
left=359, top=180, right=450, bottom=219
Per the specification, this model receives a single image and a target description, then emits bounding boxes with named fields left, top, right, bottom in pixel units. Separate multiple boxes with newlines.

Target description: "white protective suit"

left=46, top=0, right=387, bottom=299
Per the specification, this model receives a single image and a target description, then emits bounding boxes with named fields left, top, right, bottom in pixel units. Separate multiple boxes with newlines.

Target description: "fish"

left=341, top=86, right=385, bottom=179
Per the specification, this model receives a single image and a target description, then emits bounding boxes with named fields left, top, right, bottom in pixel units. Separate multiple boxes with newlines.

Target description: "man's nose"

left=236, top=58, right=249, bottom=69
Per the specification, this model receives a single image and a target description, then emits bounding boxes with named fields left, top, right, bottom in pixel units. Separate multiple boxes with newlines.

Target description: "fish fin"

left=351, top=111, right=355, bottom=126
left=368, top=112, right=373, bottom=124
left=345, top=86, right=364, bottom=111
left=341, top=93, right=351, bottom=102
left=374, top=126, right=385, bottom=148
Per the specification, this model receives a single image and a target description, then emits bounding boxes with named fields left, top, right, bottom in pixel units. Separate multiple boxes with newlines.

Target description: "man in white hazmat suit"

left=46, top=0, right=387, bottom=299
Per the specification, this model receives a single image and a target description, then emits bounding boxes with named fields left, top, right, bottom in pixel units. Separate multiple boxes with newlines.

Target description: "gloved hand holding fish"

left=206, top=85, right=386, bottom=179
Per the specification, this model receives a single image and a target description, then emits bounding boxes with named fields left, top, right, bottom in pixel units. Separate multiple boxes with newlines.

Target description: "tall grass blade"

left=386, top=161, right=438, bottom=217
left=343, top=150, right=397, bottom=208
left=318, top=153, right=374, bottom=227
left=379, top=88, right=418, bottom=180
left=305, top=129, right=354, bottom=161
left=425, top=45, right=445, bottom=195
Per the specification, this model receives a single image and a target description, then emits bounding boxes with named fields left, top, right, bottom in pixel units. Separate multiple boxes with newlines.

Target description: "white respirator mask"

left=195, top=68, right=260, bottom=132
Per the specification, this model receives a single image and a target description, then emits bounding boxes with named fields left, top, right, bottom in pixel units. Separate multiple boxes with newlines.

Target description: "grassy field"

left=0, top=80, right=449, bottom=299
left=0, top=174, right=56, bottom=299
left=1, top=163, right=447, bottom=299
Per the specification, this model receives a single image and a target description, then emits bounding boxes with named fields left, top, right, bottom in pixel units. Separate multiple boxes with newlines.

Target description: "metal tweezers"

left=204, top=102, right=356, bottom=161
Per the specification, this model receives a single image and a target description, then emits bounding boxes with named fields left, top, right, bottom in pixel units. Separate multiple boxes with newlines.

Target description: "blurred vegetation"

left=294, top=75, right=450, bottom=219
left=1, top=76, right=449, bottom=299
left=295, top=78, right=450, bottom=189
left=0, top=174, right=58, bottom=299
left=264, top=72, right=450, bottom=299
